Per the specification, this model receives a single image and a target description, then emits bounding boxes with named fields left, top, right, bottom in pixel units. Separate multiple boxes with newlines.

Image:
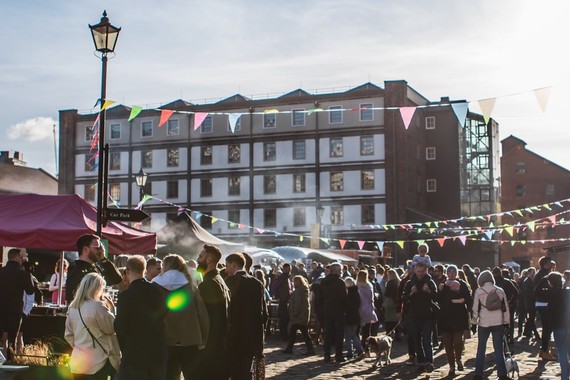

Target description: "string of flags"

left=121, top=193, right=570, bottom=251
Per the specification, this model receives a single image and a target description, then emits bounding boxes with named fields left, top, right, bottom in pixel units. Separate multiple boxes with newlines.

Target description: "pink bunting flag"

left=238, top=224, right=247, bottom=229
left=256, top=228, right=265, bottom=234
left=357, top=241, right=365, bottom=250
left=193, top=112, right=209, bottom=130
left=339, top=239, right=347, bottom=249
left=159, top=110, right=174, bottom=127
left=548, top=215, right=556, bottom=225
left=399, top=107, right=416, bottom=130
left=533, top=86, right=551, bottom=112
left=458, top=235, right=467, bottom=245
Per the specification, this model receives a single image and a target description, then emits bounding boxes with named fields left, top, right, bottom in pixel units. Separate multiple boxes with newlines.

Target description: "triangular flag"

left=527, top=221, right=535, bottom=232
left=238, top=224, right=247, bottom=229
left=437, top=238, right=446, bottom=247
left=339, top=239, right=347, bottom=249
left=159, top=109, right=174, bottom=127
left=399, top=107, right=416, bottom=130
left=128, top=106, right=143, bottom=121
left=357, top=241, right=365, bottom=250
left=193, top=112, right=209, bottom=131
left=396, top=240, right=405, bottom=249
left=307, top=108, right=324, bottom=115
left=211, top=217, right=218, bottom=224
left=533, top=86, right=551, bottom=112
left=320, top=238, right=330, bottom=245
left=458, top=235, right=467, bottom=245
left=256, top=228, right=265, bottom=234
left=376, top=241, right=384, bottom=252
left=101, top=100, right=116, bottom=111
left=195, top=211, right=203, bottom=220
left=478, top=97, right=496, bottom=124
left=451, top=102, right=469, bottom=127
left=513, top=209, right=524, bottom=217
left=484, top=230, right=493, bottom=240
left=228, top=113, right=241, bottom=133
left=548, top=215, right=556, bottom=225
left=177, top=207, right=185, bottom=215
left=264, top=109, right=279, bottom=114
left=510, top=240, right=516, bottom=246
left=416, top=240, right=425, bottom=247
left=504, top=226, right=514, bottom=237
left=299, top=236, right=304, bottom=242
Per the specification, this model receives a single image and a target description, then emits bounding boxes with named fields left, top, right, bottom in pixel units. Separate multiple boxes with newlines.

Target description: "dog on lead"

left=365, top=335, right=393, bottom=368
left=504, top=336, right=520, bottom=378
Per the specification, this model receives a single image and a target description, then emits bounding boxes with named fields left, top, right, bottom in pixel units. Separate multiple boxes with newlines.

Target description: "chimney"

left=0, top=151, right=27, bottom=166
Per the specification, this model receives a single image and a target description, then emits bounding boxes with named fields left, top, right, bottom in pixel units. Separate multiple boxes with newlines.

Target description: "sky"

left=1, top=1, right=570, bottom=177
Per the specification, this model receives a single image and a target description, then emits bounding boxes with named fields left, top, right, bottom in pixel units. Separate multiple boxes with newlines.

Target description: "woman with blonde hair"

left=65, top=273, right=120, bottom=380
left=49, top=258, right=68, bottom=304
left=152, top=254, right=209, bottom=380
left=357, top=270, right=378, bottom=350
left=282, top=275, right=314, bottom=355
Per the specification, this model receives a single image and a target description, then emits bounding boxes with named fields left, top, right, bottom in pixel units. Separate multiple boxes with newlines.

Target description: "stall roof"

left=272, top=246, right=357, bottom=265
left=0, top=193, right=156, bottom=255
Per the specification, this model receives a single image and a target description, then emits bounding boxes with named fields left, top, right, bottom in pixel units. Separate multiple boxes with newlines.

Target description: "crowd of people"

left=1, top=237, right=570, bottom=380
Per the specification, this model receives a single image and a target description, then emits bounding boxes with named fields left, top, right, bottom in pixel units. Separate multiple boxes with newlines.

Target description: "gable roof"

left=0, top=164, right=58, bottom=195
left=216, top=94, right=251, bottom=105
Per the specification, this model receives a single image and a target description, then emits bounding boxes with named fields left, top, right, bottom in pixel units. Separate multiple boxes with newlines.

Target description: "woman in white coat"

left=65, top=273, right=120, bottom=380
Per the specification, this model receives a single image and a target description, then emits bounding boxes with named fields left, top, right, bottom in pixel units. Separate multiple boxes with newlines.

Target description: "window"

left=292, top=109, right=305, bottom=126
left=293, top=174, right=305, bottom=193
left=293, top=208, right=306, bottom=226
left=142, top=121, right=153, bottom=137
left=110, top=123, right=121, bottom=139
left=360, top=103, right=373, bottom=121
left=142, top=150, right=152, bottom=168
left=201, top=116, right=213, bottom=133
left=200, top=211, right=212, bottom=230
left=264, top=175, right=276, bottom=194
left=85, top=155, right=95, bottom=172
left=167, top=119, right=179, bottom=136
left=228, top=177, right=240, bottom=196
left=85, top=126, right=95, bottom=142
left=427, top=179, right=437, bottom=192
left=362, top=205, right=375, bottom=224
left=516, top=185, right=525, bottom=197
left=546, top=184, right=555, bottom=196
left=361, top=170, right=374, bottom=190
left=109, top=183, right=120, bottom=201
left=228, top=144, right=240, bottom=163
left=201, top=146, right=212, bottom=165
left=516, top=162, right=526, bottom=174
left=263, top=142, right=276, bottom=161
left=264, top=209, right=276, bottom=228
left=201, top=179, right=212, bottom=197
left=426, top=147, right=436, bottom=160
left=167, top=180, right=178, bottom=199
left=330, top=206, right=344, bottom=225
left=360, top=136, right=374, bottom=156
left=331, top=172, right=344, bottom=191
left=167, top=148, right=179, bottom=167
left=228, top=210, right=240, bottom=228
left=425, top=116, right=436, bottom=130
left=329, top=106, right=342, bottom=124
left=330, top=138, right=343, bottom=157
left=264, top=113, right=276, bottom=128
left=110, top=152, right=120, bottom=170
left=84, top=184, right=96, bottom=202
left=293, top=140, right=306, bottom=159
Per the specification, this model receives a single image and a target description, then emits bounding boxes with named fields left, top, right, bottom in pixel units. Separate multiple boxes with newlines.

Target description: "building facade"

left=500, top=135, right=570, bottom=270
left=59, top=80, right=500, bottom=266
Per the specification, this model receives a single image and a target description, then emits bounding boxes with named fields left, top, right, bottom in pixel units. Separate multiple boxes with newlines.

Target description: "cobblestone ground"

left=264, top=331, right=563, bottom=379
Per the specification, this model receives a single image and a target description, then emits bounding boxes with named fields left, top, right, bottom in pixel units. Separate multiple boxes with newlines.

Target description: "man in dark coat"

left=0, top=248, right=34, bottom=356
left=114, top=255, right=167, bottom=380
left=274, top=263, right=292, bottom=340
left=197, top=244, right=230, bottom=380
left=534, top=256, right=556, bottom=360
left=319, top=262, right=348, bottom=363
left=521, top=267, right=539, bottom=339
left=402, top=262, right=438, bottom=373
left=66, top=234, right=122, bottom=304
left=225, top=253, right=268, bottom=380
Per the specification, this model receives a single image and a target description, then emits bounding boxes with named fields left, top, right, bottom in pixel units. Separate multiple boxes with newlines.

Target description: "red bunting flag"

left=339, top=239, right=347, bottom=249
left=159, top=110, right=174, bottom=127
left=436, top=238, right=446, bottom=247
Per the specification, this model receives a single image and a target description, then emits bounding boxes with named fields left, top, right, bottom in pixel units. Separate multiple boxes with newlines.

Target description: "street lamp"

left=135, top=168, right=148, bottom=201
left=89, top=10, right=121, bottom=236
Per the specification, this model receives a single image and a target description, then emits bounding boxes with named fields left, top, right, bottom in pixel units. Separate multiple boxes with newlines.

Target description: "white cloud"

left=8, top=117, right=57, bottom=142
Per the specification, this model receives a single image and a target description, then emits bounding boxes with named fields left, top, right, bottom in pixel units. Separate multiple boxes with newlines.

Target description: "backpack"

left=481, top=288, right=503, bottom=311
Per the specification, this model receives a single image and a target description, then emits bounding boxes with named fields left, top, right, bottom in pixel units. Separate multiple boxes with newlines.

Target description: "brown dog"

left=366, top=335, right=393, bottom=368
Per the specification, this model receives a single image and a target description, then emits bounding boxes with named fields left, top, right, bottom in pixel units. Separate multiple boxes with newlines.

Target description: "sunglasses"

left=89, top=240, right=102, bottom=248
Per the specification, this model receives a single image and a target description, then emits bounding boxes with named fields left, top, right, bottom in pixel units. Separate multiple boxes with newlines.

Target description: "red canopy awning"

left=0, top=193, right=156, bottom=255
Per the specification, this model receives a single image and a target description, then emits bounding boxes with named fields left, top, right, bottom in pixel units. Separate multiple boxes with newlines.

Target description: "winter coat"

left=438, top=279, right=471, bottom=332
left=288, top=286, right=310, bottom=326
left=472, top=282, right=510, bottom=328
left=383, top=279, right=399, bottom=322
left=402, top=274, right=438, bottom=320
left=358, top=282, right=378, bottom=325
left=153, top=270, right=209, bottom=347
left=346, top=286, right=361, bottom=325
left=319, top=274, right=347, bottom=320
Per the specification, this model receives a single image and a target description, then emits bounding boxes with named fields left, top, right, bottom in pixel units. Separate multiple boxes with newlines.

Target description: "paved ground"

left=264, top=331, right=563, bottom=379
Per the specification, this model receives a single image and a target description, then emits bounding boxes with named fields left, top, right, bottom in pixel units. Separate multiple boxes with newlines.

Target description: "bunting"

left=159, top=109, right=175, bottom=127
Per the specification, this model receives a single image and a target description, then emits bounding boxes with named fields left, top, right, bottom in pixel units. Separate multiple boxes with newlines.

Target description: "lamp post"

left=89, top=11, right=121, bottom=237
left=316, top=205, right=324, bottom=248
left=135, top=168, right=148, bottom=202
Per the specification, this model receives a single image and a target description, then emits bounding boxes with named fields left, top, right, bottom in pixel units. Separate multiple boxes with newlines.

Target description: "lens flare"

left=166, top=289, right=190, bottom=311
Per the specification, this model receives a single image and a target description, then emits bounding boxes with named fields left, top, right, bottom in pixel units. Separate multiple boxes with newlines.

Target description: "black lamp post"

left=89, top=10, right=121, bottom=237
left=135, top=168, right=148, bottom=202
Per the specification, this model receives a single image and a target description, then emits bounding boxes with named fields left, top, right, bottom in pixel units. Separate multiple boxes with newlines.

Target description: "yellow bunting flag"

left=101, top=100, right=116, bottom=111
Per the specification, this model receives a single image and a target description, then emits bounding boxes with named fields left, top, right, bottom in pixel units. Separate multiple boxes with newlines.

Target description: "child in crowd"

left=408, top=244, right=433, bottom=287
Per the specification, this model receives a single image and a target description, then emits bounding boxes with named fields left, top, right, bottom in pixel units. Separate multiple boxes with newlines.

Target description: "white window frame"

left=167, top=119, right=180, bottom=136
left=167, top=148, right=179, bottom=167
left=426, top=147, right=436, bottom=160
left=110, top=123, right=121, bottom=140
left=292, top=109, right=305, bottom=127
left=141, top=121, right=153, bottom=137
left=329, top=105, right=343, bottom=124
left=201, top=116, right=213, bottom=134
left=359, top=103, right=374, bottom=121
left=330, top=138, right=343, bottom=158
left=109, top=152, right=121, bottom=171
left=293, top=140, right=306, bottom=160
left=227, top=117, right=241, bottom=132
left=360, top=136, right=374, bottom=156
left=426, top=179, right=437, bottom=192
left=263, top=113, right=276, bottom=129
left=425, top=116, right=436, bottom=130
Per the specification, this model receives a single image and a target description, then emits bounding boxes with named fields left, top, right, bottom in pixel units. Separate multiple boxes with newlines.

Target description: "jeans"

left=553, top=327, right=570, bottom=380
left=410, top=318, right=433, bottom=364
left=344, top=324, right=363, bottom=356
left=475, top=325, right=507, bottom=377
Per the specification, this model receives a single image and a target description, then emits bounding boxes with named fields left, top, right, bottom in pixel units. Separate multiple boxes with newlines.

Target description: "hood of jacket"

left=152, top=270, right=189, bottom=291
